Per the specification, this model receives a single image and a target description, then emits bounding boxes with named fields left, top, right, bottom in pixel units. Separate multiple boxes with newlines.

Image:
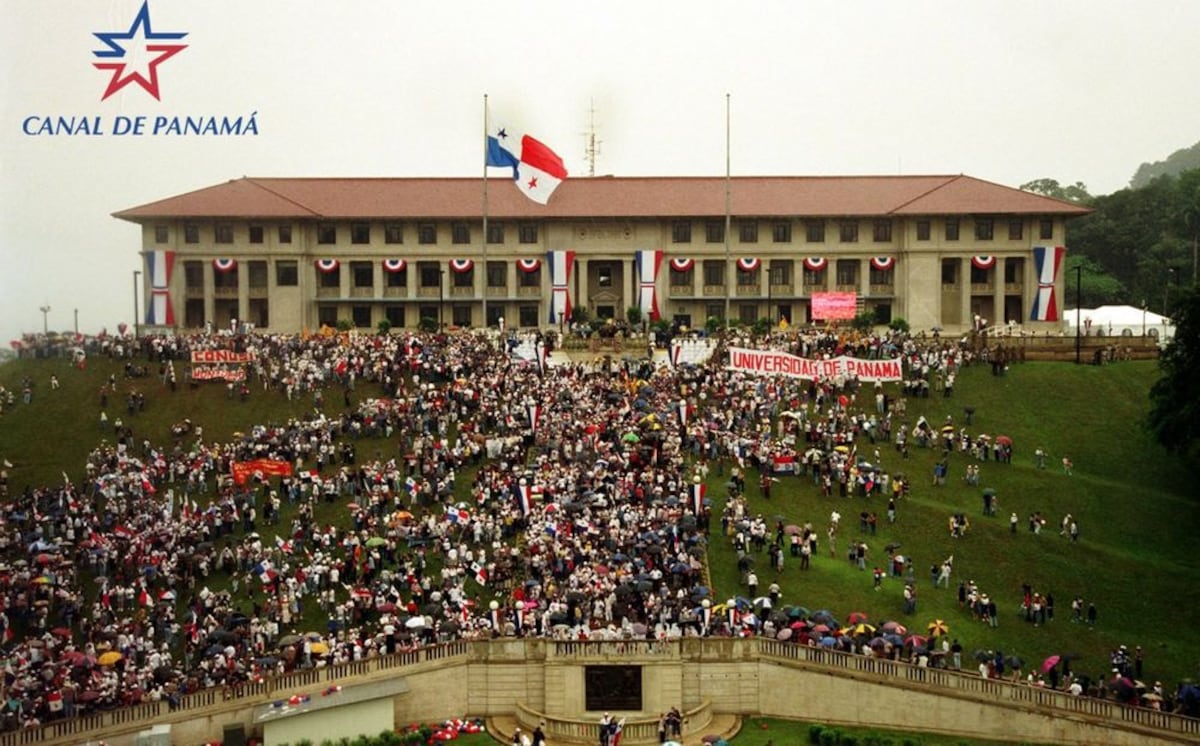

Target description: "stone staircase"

left=487, top=713, right=742, bottom=746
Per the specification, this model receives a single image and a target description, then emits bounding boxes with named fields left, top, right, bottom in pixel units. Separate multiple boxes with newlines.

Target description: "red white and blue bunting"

left=517, top=258, right=542, bottom=273
left=971, top=255, right=996, bottom=270
left=145, top=250, right=175, bottom=326
left=870, top=256, right=895, bottom=271
left=315, top=258, right=340, bottom=274
left=635, top=249, right=664, bottom=321
left=449, top=258, right=474, bottom=274
left=382, top=259, right=407, bottom=273
left=804, top=257, right=827, bottom=271
left=1030, top=246, right=1065, bottom=322
left=737, top=257, right=761, bottom=272
left=669, top=257, right=694, bottom=272
left=547, top=250, right=574, bottom=323
left=212, top=258, right=237, bottom=273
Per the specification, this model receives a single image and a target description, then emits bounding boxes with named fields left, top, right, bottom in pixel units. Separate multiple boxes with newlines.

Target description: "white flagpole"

left=723, top=93, right=732, bottom=328
left=482, top=94, right=490, bottom=328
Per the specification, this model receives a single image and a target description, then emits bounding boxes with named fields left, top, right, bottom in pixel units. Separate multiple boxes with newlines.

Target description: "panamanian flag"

left=690, top=482, right=707, bottom=515
left=486, top=115, right=568, bottom=205
left=446, top=505, right=470, bottom=524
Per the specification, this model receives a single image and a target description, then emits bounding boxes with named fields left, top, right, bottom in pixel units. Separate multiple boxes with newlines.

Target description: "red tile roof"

left=113, top=175, right=1091, bottom=221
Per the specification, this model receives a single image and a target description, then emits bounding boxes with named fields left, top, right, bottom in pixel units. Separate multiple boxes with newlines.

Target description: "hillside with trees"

left=1130, top=140, right=1200, bottom=188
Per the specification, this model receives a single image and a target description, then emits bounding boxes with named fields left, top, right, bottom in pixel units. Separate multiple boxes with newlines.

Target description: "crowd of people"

left=0, top=326, right=1194, bottom=734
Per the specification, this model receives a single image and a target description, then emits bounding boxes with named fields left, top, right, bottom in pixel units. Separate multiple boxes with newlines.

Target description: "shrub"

left=809, top=724, right=826, bottom=744
left=377, top=319, right=392, bottom=335
left=820, top=729, right=840, bottom=746
left=626, top=306, right=644, bottom=326
left=888, top=317, right=910, bottom=334
left=418, top=316, right=438, bottom=333
left=851, top=309, right=876, bottom=332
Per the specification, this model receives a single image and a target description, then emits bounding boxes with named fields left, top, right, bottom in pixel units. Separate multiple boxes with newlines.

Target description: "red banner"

left=190, top=349, right=256, bottom=364
left=811, top=292, right=858, bottom=320
left=231, top=459, right=294, bottom=486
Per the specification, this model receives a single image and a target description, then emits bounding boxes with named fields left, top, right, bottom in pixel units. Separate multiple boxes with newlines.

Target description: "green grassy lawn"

left=1, top=353, right=1198, bottom=688
left=734, top=717, right=1016, bottom=746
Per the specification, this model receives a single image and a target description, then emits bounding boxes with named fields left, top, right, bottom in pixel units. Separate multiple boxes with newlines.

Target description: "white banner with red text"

left=727, top=346, right=903, bottom=382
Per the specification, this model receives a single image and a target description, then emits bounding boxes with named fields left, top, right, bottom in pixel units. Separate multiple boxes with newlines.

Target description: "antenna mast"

left=583, top=99, right=602, bottom=176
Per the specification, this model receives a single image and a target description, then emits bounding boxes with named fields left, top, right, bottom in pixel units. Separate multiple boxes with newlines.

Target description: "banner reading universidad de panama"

left=727, top=346, right=903, bottom=382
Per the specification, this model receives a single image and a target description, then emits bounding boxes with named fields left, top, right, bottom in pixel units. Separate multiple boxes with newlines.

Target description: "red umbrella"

left=78, top=690, right=101, bottom=702
left=51, top=627, right=72, bottom=638
left=847, top=611, right=869, bottom=625
left=811, top=623, right=832, bottom=635
left=35, top=553, right=55, bottom=565
left=905, top=634, right=928, bottom=648
left=376, top=602, right=397, bottom=613
left=880, top=621, right=907, bottom=635
left=1041, top=655, right=1061, bottom=674
left=996, top=435, right=1013, bottom=446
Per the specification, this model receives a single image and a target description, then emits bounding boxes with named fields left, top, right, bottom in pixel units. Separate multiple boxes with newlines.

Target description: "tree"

left=1019, top=178, right=1092, bottom=204
left=1063, top=254, right=1125, bottom=308
left=1148, top=286, right=1200, bottom=460
left=1130, top=140, right=1200, bottom=189
left=850, top=309, right=876, bottom=332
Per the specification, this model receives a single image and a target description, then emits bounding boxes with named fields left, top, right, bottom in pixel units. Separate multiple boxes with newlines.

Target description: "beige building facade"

left=116, top=175, right=1090, bottom=334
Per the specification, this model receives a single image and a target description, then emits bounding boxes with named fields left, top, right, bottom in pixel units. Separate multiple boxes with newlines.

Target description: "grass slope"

left=0, top=355, right=1197, bottom=687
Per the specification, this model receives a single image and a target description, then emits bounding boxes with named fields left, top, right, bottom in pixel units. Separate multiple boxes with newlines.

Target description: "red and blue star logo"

left=92, top=1, right=188, bottom=101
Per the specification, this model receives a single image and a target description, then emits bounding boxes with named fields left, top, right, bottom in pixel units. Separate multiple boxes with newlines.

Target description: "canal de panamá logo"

left=92, top=1, right=188, bottom=101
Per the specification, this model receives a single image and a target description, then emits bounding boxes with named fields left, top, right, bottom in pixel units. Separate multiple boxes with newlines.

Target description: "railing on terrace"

left=6, top=637, right=1197, bottom=746
left=515, top=699, right=711, bottom=745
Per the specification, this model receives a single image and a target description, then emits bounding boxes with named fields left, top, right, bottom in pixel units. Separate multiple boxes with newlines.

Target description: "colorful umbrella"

left=1041, top=655, right=1061, bottom=674
left=847, top=622, right=876, bottom=637
left=880, top=621, right=907, bottom=635
left=97, top=651, right=123, bottom=666
left=927, top=619, right=950, bottom=636
left=309, top=642, right=329, bottom=654
left=847, top=611, right=870, bottom=625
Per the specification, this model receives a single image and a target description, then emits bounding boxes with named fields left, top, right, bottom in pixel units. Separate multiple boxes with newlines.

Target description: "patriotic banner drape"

left=450, top=259, right=474, bottom=273
left=144, top=250, right=175, bottom=325
left=737, top=257, right=761, bottom=272
left=527, top=404, right=542, bottom=432
left=1030, top=246, right=1065, bottom=321
left=516, top=482, right=533, bottom=516
left=213, top=258, right=236, bottom=272
left=634, top=249, right=663, bottom=321
left=804, top=257, right=827, bottom=271
left=547, top=250, right=574, bottom=323
left=870, top=257, right=895, bottom=271
left=971, top=255, right=996, bottom=270
left=669, top=257, right=694, bottom=272
left=382, top=259, right=406, bottom=273
left=690, top=482, right=707, bottom=515
left=517, top=258, right=541, bottom=273
left=315, top=259, right=339, bottom=273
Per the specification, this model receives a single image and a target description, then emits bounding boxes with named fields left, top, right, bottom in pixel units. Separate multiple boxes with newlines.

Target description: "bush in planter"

left=418, top=316, right=438, bottom=333
left=377, top=319, right=392, bottom=335
left=888, top=317, right=910, bottom=334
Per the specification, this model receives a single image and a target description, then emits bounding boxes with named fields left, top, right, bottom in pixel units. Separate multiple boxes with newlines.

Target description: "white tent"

left=1063, top=305, right=1174, bottom=344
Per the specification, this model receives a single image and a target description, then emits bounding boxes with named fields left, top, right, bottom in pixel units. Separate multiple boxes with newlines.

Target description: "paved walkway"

left=487, top=713, right=742, bottom=746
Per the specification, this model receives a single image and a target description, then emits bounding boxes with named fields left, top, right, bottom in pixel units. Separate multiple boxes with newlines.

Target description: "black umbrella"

left=974, top=649, right=992, bottom=662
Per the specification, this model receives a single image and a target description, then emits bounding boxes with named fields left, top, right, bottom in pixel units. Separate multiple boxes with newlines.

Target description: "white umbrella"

left=405, top=616, right=426, bottom=629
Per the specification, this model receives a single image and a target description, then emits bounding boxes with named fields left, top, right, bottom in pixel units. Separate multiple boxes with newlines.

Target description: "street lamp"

left=39, top=304, right=51, bottom=334
left=133, top=270, right=142, bottom=338
left=1073, top=265, right=1082, bottom=364
left=438, top=268, right=445, bottom=331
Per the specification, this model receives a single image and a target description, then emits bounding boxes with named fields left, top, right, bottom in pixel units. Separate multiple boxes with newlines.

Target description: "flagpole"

left=482, top=94, right=490, bottom=329
left=723, top=93, right=732, bottom=329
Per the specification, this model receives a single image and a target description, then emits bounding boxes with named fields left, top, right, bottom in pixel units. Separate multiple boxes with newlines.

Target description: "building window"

left=352, top=261, right=373, bottom=288
left=738, top=221, right=758, bottom=243
left=1005, top=259, right=1022, bottom=284
left=248, top=298, right=269, bottom=328
left=317, top=223, right=336, bottom=244
left=739, top=304, right=757, bottom=324
left=451, top=223, right=471, bottom=244
left=768, top=262, right=791, bottom=286
left=916, top=220, right=931, bottom=241
left=184, top=261, right=203, bottom=289
left=487, top=304, right=504, bottom=328
left=452, top=305, right=472, bottom=327
left=351, top=223, right=370, bottom=244
left=317, top=306, right=338, bottom=328
left=419, top=264, right=440, bottom=288
left=248, top=225, right=264, bottom=244
left=184, top=224, right=200, bottom=244
left=518, top=267, right=541, bottom=287
left=805, top=221, right=825, bottom=243
left=705, top=221, right=725, bottom=243
left=385, top=223, right=404, bottom=244
left=213, top=265, right=238, bottom=289
left=278, top=225, right=293, bottom=244
left=518, top=305, right=539, bottom=327
left=452, top=267, right=473, bottom=288
left=385, top=266, right=407, bottom=287
left=941, top=259, right=958, bottom=284
left=352, top=306, right=371, bottom=328
left=385, top=306, right=405, bottom=328
left=706, top=303, right=723, bottom=322
left=672, top=221, right=692, bottom=244
left=154, top=225, right=169, bottom=244
left=487, top=261, right=506, bottom=288
left=872, top=220, right=892, bottom=242
left=275, top=261, right=298, bottom=286
left=869, top=266, right=894, bottom=285
left=1039, top=218, right=1054, bottom=240
left=802, top=267, right=824, bottom=286
left=418, top=224, right=437, bottom=244
left=703, top=261, right=725, bottom=287
left=669, top=267, right=694, bottom=288
left=835, top=259, right=858, bottom=286
left=248, top=261, right=268, bottom=288
left=772, top=222, right=792, bottom=243
left=970, top=265, right=991, bottom=284
left=418, top=305, right=438, bottom=326
left=1008, top=219, right=1023, bottom=240
left=839, top=222, right=859, bottom=243
left=598, top=265, right=613, bottom=288
left=518, top=224, right=538, bottom=244
left=215, top=224, right=234, bottom=244
left=944, top=219, right=960, bottom=241
left=318, top=266, right=340, bottom=289
left=736, top=266, right=759, bottom=287
left=487, top=223, right=505, bottom=244
left=974, top=218, right=994, bottom=241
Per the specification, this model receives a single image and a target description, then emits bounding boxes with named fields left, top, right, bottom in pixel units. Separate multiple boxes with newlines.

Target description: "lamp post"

left=39, top=304, right=51, bottom=335
left=1163, top=267, right=1176, bottom=318
left=132, top=270, right=142, bottom=338
left=1080, top=266, right=1089, bottom=364
left=74, top=308, right=79, bottom=335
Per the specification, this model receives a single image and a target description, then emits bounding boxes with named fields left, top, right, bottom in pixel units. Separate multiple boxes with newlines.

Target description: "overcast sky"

left=3, top=0, right=1199, bottom=343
